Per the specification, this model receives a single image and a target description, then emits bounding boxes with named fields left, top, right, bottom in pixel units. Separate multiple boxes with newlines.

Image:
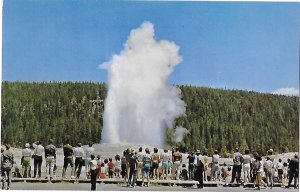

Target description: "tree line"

left=1, top=81, right=298, bottom=156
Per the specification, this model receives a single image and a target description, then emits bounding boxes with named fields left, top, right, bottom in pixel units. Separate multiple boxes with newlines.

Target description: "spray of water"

left=100, top=21, right=186, bottom=147
left=174, top=126, right=189, bottom=143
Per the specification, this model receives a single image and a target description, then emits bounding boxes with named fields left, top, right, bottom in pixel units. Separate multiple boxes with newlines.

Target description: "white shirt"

left=277, top=162, right=283, bottom=170
left=73, top=147, right=84, bottom=158
left=90, top=159, right=97, bottom=170
left=115, top=160, right=121, bottom=170
left=258, top=160, right=264, bottom=173
left=212, top=154, right=220, bottom=163
left=137, top=151, right=144, bottom=162
left=85, top=147, right=95, bottom=160
left=22, top=148, right=31, bottom=157
left=243, top=155, right=251, bottom=164
left=33, top=144, right=44, bottom=157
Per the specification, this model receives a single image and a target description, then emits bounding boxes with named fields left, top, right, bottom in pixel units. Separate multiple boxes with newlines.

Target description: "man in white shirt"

left=84, top=142, right=95, bottom=178
left=73, top=142, right=84, bottom=179
left=32, top=141, right=44, bottom=178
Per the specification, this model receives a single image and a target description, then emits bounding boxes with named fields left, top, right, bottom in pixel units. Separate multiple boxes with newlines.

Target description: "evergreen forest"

left=1, top=81, right=299, bottom=156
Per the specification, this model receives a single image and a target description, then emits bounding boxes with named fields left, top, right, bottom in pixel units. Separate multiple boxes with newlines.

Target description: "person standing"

left=202, top=151, right=209, bottom=181
left=32, top=141, right=44, bottom=178
left=287, top=154, right=299, bottom=189
left=127, top=149, right=137, bottom=188
left=256, top=156, right=265, bottom=190
left=73, top=142, right=84, bottom=180
left=107, top=158, right=115, bottom=178
left=21, top=143, right=31, bottom=178
left=142, top=148, right=151, bottom=187
left=242, top=149, right=251, bottom=185
left=276, top=158, right=284, bottom=186
left=187, top=151, right=196, bottom=180
left=62, top=141, right=75, bottom=179
left=151, top=148, right=160, bottom=179
left=231, top=148, right=242, bottom=184
left=114, top=155, right=121, bottom=178
left=211, top=150, right=220, bottom=181
left=1, top=144, right=14, bottom=190
left=194, top=152, right=204, bottom=189
left=264, top=156, right=274, bottom=189
left=161, top=149, right=170, bottom=180
left=90, top=154, right=98, bottom=191
left=85, top=142, right=95, bottom=179
left=136, top=147, right=144, bottom=179
left=45, top=139, right=56, bottom=181
left=172, top=148, right=182, bottom=180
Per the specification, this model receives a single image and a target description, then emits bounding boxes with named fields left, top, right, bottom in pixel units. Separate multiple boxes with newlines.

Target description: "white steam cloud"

left=100, top=21, right=186, bottom=147
left=174, top=126, right=189, bottom=143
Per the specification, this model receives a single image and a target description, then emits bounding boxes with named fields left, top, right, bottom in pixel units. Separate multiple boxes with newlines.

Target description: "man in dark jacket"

left=287, top=154, right=299, bottom=189
left=194, top=151, right=204, bottom=189
left=45, top=139, right=56, bottom=181
left=62, top=141, right=75, bottom=179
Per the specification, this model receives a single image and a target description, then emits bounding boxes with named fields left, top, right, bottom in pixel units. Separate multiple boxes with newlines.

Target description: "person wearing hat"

left=45, top=139, right=56, bottom=181
left=73, top=142, right=84, bottom=181
left=1, top=144, right=14, bottom=190
left=21, top=143, right=32, bottom=178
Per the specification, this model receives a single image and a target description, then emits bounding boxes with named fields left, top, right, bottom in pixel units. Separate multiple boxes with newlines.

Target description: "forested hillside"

left=1, top=81, right=298, bottom=155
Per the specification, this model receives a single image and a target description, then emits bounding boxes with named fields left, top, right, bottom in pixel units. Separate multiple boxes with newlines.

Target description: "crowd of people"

left=1, top=140, right=299, bottom=191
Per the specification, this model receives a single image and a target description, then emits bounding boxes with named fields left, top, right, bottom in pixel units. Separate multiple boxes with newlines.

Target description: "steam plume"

left=100, top=21, right=186, bottom=147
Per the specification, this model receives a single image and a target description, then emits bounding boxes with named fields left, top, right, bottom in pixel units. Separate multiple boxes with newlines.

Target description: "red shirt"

left=108, top=162, right=114, bottom=169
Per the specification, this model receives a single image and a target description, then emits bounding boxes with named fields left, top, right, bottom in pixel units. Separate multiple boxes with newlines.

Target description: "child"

left=180, top=164, right=188, bottom=180
left=115, top=155, right=121, bottom=178
left=224, top=167, right=232, bottom=185
left=107, top=158, right=115, bottom=178
left=96, top=155, right=101, bottom=179
left=99, top=163, right=107, bottom=179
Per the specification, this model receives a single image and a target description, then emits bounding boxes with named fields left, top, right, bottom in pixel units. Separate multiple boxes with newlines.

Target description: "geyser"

left=100, top=21, right=186, bottom=147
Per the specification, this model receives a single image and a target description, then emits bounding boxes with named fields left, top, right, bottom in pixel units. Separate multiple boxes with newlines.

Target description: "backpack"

left=45, top=145, right=55, bottom=156
left=234, top=153, right=242, bottom=163
left=1, top=152, right=13, bottom=170
left=143, top=154, right=151, bottom=165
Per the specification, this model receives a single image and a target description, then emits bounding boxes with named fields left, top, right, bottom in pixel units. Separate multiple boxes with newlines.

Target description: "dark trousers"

left=288, top=171, right=298, bottom=188
left=90, top=169, right=97, bottom=191
left=128, top=167, right=136, bottom=187
left=121, top=164, right=126, bottom=178
left=194, top=166, right=204, bottom=188
left=33, top=156, right=42, bottom=177
left=75, top=157, right=83, bottom=178
left=231, top=165, right=242, bottom=183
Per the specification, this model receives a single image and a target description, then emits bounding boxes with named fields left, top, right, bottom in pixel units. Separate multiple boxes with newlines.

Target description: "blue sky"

left=3, top=0, right=300, bottom=95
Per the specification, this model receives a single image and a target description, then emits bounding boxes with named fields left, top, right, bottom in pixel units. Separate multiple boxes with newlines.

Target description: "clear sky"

left=3, top=0, right=299, bottom=95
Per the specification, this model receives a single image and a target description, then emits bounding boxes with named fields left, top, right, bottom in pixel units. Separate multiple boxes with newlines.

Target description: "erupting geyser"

left=100, top=21, right=186, bottom=147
